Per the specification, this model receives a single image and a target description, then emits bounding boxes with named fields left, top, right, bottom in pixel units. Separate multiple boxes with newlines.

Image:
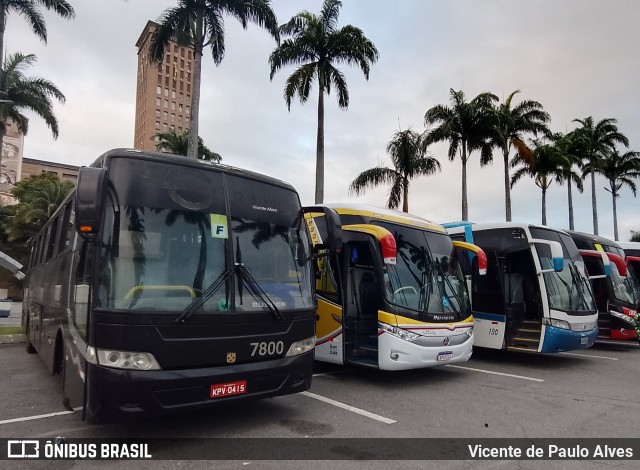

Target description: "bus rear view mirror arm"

left=303, top=206, right=343, bottom=256
left=530, top=239, right=563, bottom=273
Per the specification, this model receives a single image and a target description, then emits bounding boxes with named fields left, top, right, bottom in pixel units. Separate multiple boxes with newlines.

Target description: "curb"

left=0, top=334, right=26, bottom=344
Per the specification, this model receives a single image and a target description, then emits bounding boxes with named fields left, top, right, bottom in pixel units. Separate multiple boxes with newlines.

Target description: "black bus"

left=22, top=149, right=340, bottom=423
left=567, top=231, right=639, bottom=342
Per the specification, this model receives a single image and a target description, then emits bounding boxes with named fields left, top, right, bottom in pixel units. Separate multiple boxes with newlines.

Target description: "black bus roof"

left=565, top=230, right=621, bottom=249
left=91, top=148, right=297, bottom=193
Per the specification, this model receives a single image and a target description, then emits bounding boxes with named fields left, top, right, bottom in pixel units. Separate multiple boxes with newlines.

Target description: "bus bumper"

left=84, top=352, right=313, bottom=423
left=377, top=331, right=473, bottom=370
left=609, top=328, right=638, bottom=341
left=540, top=326, right=598, bottom=353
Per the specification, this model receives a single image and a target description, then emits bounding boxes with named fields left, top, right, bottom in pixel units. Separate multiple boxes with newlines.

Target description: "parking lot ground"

left=1, top=342, right=639, bottom=468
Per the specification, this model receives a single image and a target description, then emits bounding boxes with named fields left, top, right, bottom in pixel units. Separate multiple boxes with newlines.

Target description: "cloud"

left=3, top=0, right=639, bottom=241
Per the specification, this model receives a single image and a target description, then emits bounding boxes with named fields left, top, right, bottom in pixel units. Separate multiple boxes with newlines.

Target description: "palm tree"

left=150, top=0, right=278, bottom=160
left=598, top=149, right=640, bottom=241
left=348, top=129, right=440, bottom=212
left=269, top=0, right=379, bottom=204
left=0, top=0, right=75, bottom=67
left=424, top=88, right=497, bottom=221
left=154, top=129, right=221, bottom=162
left=5, top=172, right=73, bottom=242
left=551, top=132, right=584, bottom=230
left=0, top=52, right=65, bottom=177
left=491, top=90, right=549, bottom=222
left=511, top=139, right=569, bottom=225
left=572, top=117, right=629, bottom=235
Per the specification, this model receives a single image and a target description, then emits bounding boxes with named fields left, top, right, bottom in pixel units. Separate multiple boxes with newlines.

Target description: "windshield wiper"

left=174, top=269, right=232, bottom=324
left=235, top=263, right=285, bottom=320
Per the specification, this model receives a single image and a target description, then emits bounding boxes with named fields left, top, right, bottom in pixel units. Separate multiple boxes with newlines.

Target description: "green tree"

left=572, top=117, right=629, bottom=235
left=150, top=0, right=278, bottom=160
left=0, top=0, right=75, bottom=67
left=511, top=139, right=569, bottom=225
left=424, top=88, right=497, bottom=221
left=491, top=90, right=550, bottom=222
left=551, top=131, right=584, bottom=230
left=154, top=129, right=221, bottom=162
left=0, top=52, right=65, bottom=175
left=3, top=172, right=73, bottom=243
left=598, top=149, right=640, bottom=241
left=348, top=129, right=440, bottom=212
left=269, top=0, right=379, bottom=204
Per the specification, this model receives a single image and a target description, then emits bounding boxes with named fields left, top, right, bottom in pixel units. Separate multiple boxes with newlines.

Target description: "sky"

left=4, top=0, right=640, bottom=241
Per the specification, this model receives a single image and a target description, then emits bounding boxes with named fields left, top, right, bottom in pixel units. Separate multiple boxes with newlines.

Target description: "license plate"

left=210, top=380, right=247, bottom=398
left=437, top=351, right=453, bottom=361
left=580, top=336, right=588, bottom=345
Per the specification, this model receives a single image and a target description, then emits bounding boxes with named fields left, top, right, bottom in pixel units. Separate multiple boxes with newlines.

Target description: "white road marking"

left=445, top=364, right=544, bottom=382
left=0, top=410, right=75, bottom=425
left=301, top=391, right=397, bottom=424
left=559, top=351, right=618, bottom=361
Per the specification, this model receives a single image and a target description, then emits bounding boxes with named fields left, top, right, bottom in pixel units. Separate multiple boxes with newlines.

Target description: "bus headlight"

left=96, top=349, right=161, bottom=370
left=543, top=318, right=570, bottom=330
left=285, top=336, right=316, bottom=357
left=379, top=323, right=420, bottom=341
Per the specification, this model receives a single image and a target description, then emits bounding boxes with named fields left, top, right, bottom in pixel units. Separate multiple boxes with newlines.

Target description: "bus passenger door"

left=63, top=237, right=91, bottom=412
left=343, top=238, right=380, bottom=367
left=468, top=255, right=507, bottom=349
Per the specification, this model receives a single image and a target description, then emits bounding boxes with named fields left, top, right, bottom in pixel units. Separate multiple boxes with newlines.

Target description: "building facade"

left=0, top=119, right=25, bottom=205
left=20, top=158, right=79, bottom=183
left=133, top=20, right=195, bottom=152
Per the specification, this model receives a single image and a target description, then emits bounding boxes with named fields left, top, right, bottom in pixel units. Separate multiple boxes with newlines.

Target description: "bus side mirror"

left=303, top=206, right=342, bottom=256
left=452, top=240, right=487, bottom=275
left=76, top=167, right=107, bottom=240
left=580, top=250, right=611, bottom=278
left=606, top=252, right=628, bottom=277
left=531, top=239, right=563, bottom=273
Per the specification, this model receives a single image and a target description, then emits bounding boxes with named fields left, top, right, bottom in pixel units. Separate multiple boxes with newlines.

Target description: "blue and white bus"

left=444, top=223, right=599, bottom=353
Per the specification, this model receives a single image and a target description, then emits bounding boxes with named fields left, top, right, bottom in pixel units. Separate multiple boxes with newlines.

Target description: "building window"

left=178, top=104, right=183, bottom=112
left=171, top=114, right=175, bottom=122
left=165, top=65, right=170, bottom=75
left=156, top=85, right=161, bottom=94
left=164, top=100, right=169, bottom=109
left=186, top=106, right=190, bottom=115
left=164, top=88, right=169, bottom=97
left=187, top=84, right=191, bottom=94
left=156, top=110, right=160, bottom=118
left=171, top=102, right=175, bottom=111
left=156, top=97, right=161, bottom=106
left=155, top=121, right=160, bottom=129
left=188, top=50, right=192, bottom=60
left=163, top=111, right=168, bottom=120
left=171, top=90, right=176, bottom=99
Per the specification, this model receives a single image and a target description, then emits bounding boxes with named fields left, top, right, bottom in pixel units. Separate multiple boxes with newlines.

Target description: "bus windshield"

left=610, top=263, right=640, bottom=306
left=97, top=158, right=312, bottom=313
left=373, top=221, right=470, bottom=321
left=530, top=228, right=595, bottom=315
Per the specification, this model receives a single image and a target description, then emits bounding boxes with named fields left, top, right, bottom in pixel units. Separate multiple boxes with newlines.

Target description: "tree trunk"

left=402, top=179, right=408, bottom=213
left=187, top=40, right=203, bottom=159
left=503, top=146, right=511, bottom=222
left=541, top=186, right=547, bottom=225
left=590, top=172, right=598, bottom=235
left=315, top=86, right=325, bottom=204
left=461, top=143, right=468, bottom=221
left=0, top=7, right=6, bottom=68
left=612, top=188, right=618, bottom=241
left=567, top=180, right=574, bottom=230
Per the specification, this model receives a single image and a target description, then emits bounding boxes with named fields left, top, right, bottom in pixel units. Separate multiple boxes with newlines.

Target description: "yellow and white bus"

left=305, top=204, right=486, bottom=370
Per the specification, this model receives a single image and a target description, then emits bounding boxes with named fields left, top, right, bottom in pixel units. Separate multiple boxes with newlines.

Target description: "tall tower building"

left=133, top=21, right=195, bottom=151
